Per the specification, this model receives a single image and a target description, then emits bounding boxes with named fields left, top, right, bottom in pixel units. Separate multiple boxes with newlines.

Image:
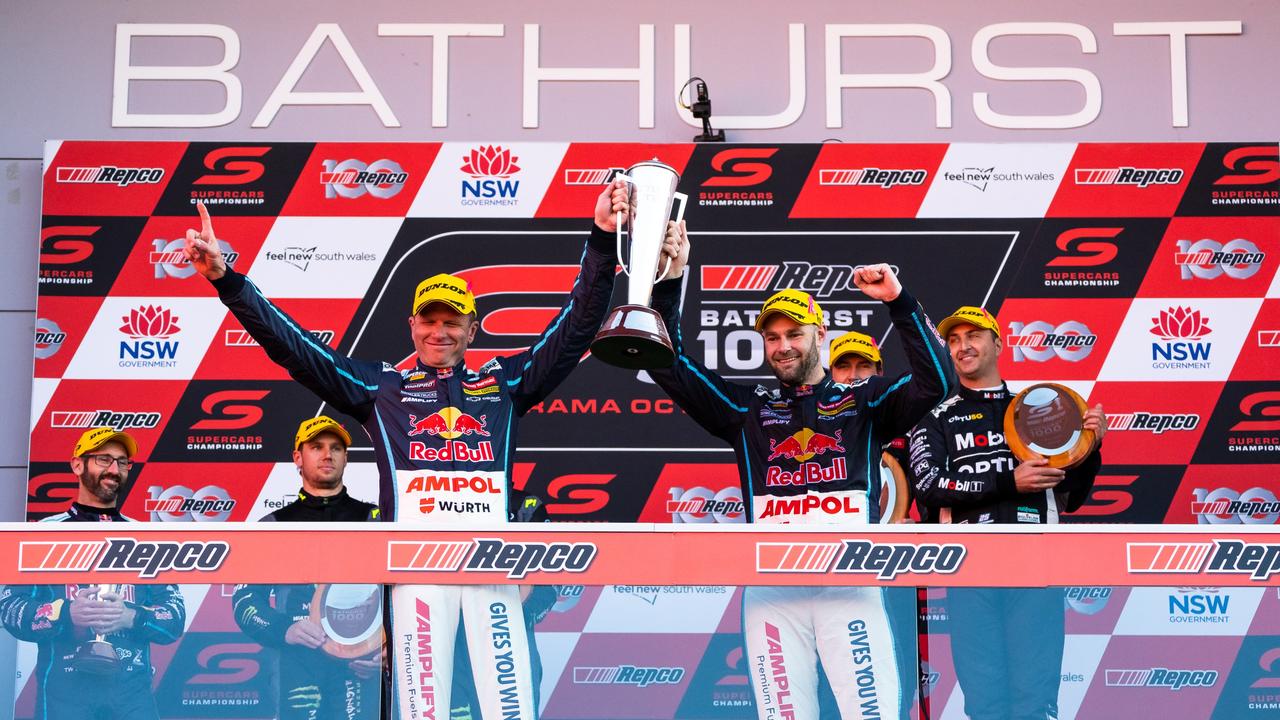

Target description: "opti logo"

left=1230, top=392, right=1280, bottom=433
left=55, top=166, right=165, bottom=186
left=18, top=538, right=229, bottom=578
left=34, top=318, right=66, bottom=360
left=1215, top=146, right=1280, bottom=186
left=702, top=148, right=778, bottom=187
left=50, top=409, right=161, bottom=430
left=191, top=390, right=268, bottom=430
left=144, top=485, right=236, bottom=522
left=1075, top=167, right=1184, bottom=187
left=666, top=486, right=745, bottom=523
left=1008, top=320, right=1097, bottom=362
left=817, top=168, right=927, bottom=188
left=193, top=147, right=270, bottom=185
left=151, top=237, right=239, bottom=279
left=321, top=158, right=407, bottom=199
left=1191, top=487, right=1280, bottom=525
left=1175, top=238, right=1265, bottom=280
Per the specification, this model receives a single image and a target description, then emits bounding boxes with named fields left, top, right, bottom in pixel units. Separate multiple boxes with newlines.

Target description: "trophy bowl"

left=1003, top=383, right=1097, bottom=469
left=310, top=584, right=384, bottom=659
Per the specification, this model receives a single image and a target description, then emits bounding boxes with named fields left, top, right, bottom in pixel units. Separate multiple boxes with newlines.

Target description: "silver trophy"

left=591, top=160, right=688, bottom=369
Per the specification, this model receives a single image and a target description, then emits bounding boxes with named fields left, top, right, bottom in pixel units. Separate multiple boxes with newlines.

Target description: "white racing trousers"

left=392, top=583, right=534, bottom=720
left=743, top=586, right=901, bottom=720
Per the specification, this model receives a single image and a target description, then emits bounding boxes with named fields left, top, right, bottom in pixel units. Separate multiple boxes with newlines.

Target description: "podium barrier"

left=3, top=524, right=1278, bottom=587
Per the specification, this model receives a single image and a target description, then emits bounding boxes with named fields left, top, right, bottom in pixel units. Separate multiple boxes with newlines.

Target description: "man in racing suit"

left=233, top=417, right=381, bottom=720
left=185, top=183, right=644, bottom=720
left=908, top=306, right=1105, bottom=720
left=647, top=228, right=955, bottom=720
left=0, top=428, right=186, bottom=720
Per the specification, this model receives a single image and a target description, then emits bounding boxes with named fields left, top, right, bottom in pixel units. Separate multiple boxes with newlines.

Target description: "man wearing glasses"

left=0, top=428, right=186, bottom=720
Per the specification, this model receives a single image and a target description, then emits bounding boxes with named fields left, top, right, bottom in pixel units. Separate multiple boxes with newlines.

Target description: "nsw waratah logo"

left=119, top=305, right=181, bottom=368
left=461, top=145, right=521, bottom=206
left=1150, top=306, right=1211, bottom=340
left=1150, top=306, right=1212, bottom=368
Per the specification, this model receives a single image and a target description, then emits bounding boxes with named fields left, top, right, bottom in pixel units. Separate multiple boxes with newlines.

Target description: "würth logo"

left=387, top=538, right=596, bottom=579
left=55, top=166, right=166, bottom=186
left=19, top=538, right=229, bottom=578
left=756, top=540, right=965, bottom=579
left=701, top=265, right=778, bottom=291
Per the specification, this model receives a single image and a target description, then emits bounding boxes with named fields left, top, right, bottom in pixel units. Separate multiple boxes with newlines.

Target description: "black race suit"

left=211, top=225, right=616, bottom=720
left=0, top=504, right=185, bottom=720
left=908, top=383, right=1101, bottom=720
left=233, top=488, right=380, bottom=720
left=648, top=277, right=955, bottom=720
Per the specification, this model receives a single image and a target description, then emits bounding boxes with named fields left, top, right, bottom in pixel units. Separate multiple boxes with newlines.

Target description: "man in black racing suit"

left=908, top=306, right=1106, bottom=720
left=647, top=226, right=955, bottom=720
left=0, top=428, right=185, bottom=720
left=185, top=183, right=659, bottom=720
left=233, top=417, right=382, bottom=720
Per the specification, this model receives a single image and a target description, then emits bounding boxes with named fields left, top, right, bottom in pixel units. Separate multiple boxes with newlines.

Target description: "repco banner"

left=5, top=527, right=1280, bottom=587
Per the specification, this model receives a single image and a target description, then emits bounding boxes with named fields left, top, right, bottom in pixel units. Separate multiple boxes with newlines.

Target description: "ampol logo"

left=461, top=145, right=521, bottom=205
left=1150, top=306, right=1212, bottom=367
left=118, top=305, right=181, bottom=368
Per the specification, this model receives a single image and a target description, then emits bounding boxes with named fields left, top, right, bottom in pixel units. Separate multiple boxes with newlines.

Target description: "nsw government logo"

left=1150, top=306, right=1212, bottom=370
left=118, top=305, right=181, bottom=369
left=461, top=145, right=521, bottom=206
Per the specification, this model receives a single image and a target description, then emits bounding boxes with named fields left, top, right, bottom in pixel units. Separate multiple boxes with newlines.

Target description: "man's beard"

left=79, top=467, right=121, bottom=504
left=769, top=342, right=821, bottom=385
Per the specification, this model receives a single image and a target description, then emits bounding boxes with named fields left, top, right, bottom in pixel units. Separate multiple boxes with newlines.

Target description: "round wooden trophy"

left=1003, top=383, right=1097, bottom=469
left=309, top=584, right=384, bottom=659
left=878, top=452, right=910, bottom=523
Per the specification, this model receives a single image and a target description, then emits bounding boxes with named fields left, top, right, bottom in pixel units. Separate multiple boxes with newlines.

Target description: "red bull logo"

left=408, top=407, right=490, bottom=439
left=767, top=428, right=845, bottom=462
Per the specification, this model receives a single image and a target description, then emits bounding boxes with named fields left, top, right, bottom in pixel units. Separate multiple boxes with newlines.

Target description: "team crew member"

left=647, top=228, right=956, bottom=720
left=909, top=306, right=1105, bottom=720
left=185, top=186, right=668, bottom=720
left=828, top=331, right=921, bottom=720
left=233, top=417, right=381, bottom=720
left=0, top=429, right=185, bottom=720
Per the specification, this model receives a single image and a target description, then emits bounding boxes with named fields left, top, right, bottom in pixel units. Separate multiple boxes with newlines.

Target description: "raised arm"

left=186, top=202, right=383, bottom=420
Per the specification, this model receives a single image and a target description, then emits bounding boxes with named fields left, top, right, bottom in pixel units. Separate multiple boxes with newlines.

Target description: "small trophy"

left=1004, top=383, right=1098, bottom=469
left=591, top=160, right=688, bottom=369
left=72, top=584, right=122, bottom=675
left=878, top=452, right=910, bottom=523
left=309, top=584, right=384, bottom=659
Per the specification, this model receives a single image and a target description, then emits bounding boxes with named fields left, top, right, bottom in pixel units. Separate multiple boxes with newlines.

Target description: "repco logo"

left=152, top=238, right=239, bottom=279
left=194, top=147, right=270, bottom=185
left=1046, top=228, right=1121, bottom=267
left=55, top=166, right=165, bottom=186
left=702, top=148, right=778, bottom=187
left=16, top=538, right=231, bottom=578
left=1007, top=321, right=1096, bottom=362
left=465, top=539, right=596, bottom=579
left=144, top=485, right=236, bottom=522
left=771, top=261, right=902, bottom=299
left=1175, top=238, right=1265, bottom=280
left=1192, top=487, right=1280, bottom=525
left=667, top=486, right=745, bottom=523
left=320, top=159, right=407, bottom=199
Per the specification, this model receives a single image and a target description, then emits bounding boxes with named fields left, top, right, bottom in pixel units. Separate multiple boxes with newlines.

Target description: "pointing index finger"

left=197, top=201, right=213, bottom=237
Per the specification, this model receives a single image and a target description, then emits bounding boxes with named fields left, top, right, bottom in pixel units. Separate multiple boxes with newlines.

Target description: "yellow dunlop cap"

left=73, top=428, right=138, bottom=459
left=412, top=273, right=475, bottom=316
left=294, top=416, right=353, bottom=450
left=936, top=306, right=1001, bottom=339
left=830, top=331, right=882, bottom=365
left=755, top=289, right=824, bottom=331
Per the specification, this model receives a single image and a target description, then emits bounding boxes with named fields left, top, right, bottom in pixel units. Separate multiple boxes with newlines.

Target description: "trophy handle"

left=615, top=173, right=635, bottom=278
left=654, top=191, right=688, bottom=282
